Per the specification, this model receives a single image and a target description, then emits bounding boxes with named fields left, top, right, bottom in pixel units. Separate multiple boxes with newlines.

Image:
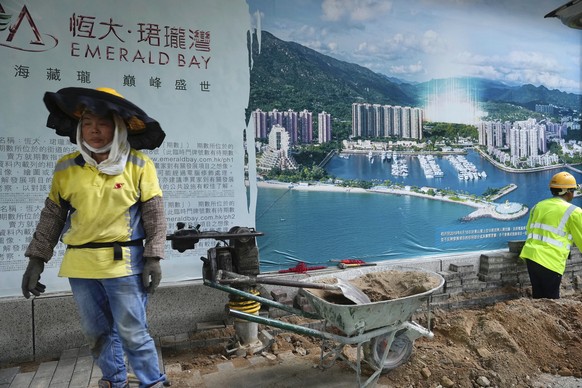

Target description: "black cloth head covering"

left=43, top=87, right=166, bottom=150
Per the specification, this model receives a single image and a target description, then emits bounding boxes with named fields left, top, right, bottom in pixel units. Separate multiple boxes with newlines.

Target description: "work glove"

left=142, top=257, right=162, bottom=294
left=22, top=257, right=46, bottom=299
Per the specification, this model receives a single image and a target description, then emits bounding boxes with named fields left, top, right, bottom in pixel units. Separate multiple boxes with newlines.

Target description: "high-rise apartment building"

left=477, top=121, right=511, bottom=148
left=352, top=103, right=423, bottom=140
left=253, top=109, right=268, bottom=139
left=318, top=111, right=332, bottom=143
left=410, top=108, right=423, bottom=140
left=252, top=108, right=316, bottom=145
left=299, top=109, right=313, bottom=144
left=283, top=109, right=298, bottom=144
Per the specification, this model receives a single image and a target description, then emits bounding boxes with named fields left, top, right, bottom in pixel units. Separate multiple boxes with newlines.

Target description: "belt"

left=67, top=239, right=144, bottom=260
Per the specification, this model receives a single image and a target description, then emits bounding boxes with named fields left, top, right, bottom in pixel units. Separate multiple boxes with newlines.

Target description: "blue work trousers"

left=69, top=276, right=165, bottom=388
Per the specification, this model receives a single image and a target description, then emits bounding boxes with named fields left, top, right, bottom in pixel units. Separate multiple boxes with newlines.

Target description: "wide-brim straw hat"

left=43, top=87, right=166, bottom=150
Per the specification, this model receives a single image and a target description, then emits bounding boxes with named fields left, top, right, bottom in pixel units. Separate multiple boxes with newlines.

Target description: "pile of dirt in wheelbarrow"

left=305, top=269, right=442, bottom=304
left=163, top=275, right=582, bottom=387
left=349, top=269, right=441, bottom=302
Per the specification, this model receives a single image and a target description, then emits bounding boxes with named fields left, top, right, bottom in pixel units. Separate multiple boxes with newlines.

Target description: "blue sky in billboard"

left=247, top=0, right=581, bottom=94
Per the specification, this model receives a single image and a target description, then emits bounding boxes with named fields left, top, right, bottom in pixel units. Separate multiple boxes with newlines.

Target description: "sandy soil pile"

left=380, top=295, right=582, bottom=387
left=349, top=270, right=442, bottom=301
left=164, top=270, right=582, bottom=387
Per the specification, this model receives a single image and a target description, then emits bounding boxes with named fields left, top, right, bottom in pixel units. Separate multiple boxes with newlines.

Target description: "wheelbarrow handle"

left=217, top=270, right=341, bottom=291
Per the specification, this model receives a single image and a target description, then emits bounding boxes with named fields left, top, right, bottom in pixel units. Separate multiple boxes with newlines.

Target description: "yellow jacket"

left=521, top=197, right=582, bottom=275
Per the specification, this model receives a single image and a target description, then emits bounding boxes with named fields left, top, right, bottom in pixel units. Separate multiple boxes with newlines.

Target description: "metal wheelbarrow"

left=206, top=265, right=444, bottom=388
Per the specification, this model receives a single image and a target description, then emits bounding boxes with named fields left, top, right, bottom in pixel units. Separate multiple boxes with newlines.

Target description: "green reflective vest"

left=521, top=197, right=582, bottom=275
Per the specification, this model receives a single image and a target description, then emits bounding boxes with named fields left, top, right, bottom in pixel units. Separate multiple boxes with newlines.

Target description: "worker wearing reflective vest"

left=520, top=171, right=582, bottom=299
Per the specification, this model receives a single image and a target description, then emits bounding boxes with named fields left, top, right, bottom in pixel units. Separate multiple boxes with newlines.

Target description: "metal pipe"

left=204, top=280, right=322, bottom=320
left=227, top=308, right=397, bottom=345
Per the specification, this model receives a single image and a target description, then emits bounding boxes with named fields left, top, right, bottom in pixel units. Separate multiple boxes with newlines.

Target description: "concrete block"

left=500, top=272, right=519, bottom=282
left=449, top=264, right=474, bottom=273
left=517, top=272, right=531, bottom=286
left=270, top=289, right=288, bottom=301
left=479, top=262, right=519, bottom=273
left=147, top=280, right=229, bottom=339
left=480, top=253, right=519, bottom=265
left=460, top=277, right=482, bottom=287
left=33, top=293, right=86, bottom=361
left=445, top=279, right=462, bottom=288
left=440, top=254, right=480, bottom=273
left=0, top=297, right=33, bottom=366
left=478, top=273, right=501, bottom=282
left=484, top=280, right=505, bottom=289
left=438, top=270, right=461, bottom=280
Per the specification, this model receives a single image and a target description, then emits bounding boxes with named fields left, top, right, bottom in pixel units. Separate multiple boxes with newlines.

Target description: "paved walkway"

left=0, top=346, right=379, bottom=388
left=0, top=346, right=164, bottom=388
left=1, top=346, right=101, bottom=388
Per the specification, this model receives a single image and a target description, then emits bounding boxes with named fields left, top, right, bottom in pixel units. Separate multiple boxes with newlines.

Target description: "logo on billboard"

left=0, top=3, right=58, bottom=52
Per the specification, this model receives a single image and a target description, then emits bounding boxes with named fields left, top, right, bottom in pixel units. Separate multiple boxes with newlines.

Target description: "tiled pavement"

left=0, top=346, right=163, bottom=388
left=0, top=345, right=369, bottom=388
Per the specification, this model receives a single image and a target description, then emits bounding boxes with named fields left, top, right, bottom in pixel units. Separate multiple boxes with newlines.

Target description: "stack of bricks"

left=565, top=247, right=582, bottom=282
left=436, top=264, right=477, bottom=296
left=432, top=262, right=488, bottom=308
left=267, top=289, right=294, bottom=318
left=432, top=253, right=525, bottom=309
left=477, top=246, right=582, bottom=292
left=477, top=251, right=528, bottom=289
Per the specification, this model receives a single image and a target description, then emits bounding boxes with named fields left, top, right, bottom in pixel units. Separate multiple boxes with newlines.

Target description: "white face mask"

left=82, top=140, right=113, bottom=154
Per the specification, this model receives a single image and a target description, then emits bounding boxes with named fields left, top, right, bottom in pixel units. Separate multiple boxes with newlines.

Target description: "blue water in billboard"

left=255, top=150, right=582, bottom=271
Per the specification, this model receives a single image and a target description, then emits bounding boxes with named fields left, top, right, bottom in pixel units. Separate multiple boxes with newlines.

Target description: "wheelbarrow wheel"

left=363, top=329, right=413, bottom=373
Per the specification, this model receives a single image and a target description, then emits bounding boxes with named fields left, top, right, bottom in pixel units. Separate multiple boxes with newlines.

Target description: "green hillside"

left=248, top=31, right=581, bottom=124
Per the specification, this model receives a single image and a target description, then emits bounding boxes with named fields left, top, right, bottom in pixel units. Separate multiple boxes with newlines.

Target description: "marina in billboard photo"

left=246, top=0, right=582, bottom=270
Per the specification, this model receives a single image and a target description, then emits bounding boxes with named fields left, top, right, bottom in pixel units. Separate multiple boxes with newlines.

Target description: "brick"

left=438, top=270, right=461, bottom=280
left=449, top=264, right=474, bottom=273
left=445, top=277, right=462, bottom=287
left=478, top=273, right=501, bottom=282
left=460, top=277, right=482, bottom=287
left=270, top=289, right=288, bottom=301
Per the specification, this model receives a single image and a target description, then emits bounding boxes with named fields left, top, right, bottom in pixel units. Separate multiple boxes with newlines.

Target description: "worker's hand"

left=142, top=257, right=162, bottom=294
left=21, top=257, right=46, bottom=299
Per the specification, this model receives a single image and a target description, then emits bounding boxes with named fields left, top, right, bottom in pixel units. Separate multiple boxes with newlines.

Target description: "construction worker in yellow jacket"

left=520, top=171, right=582, bottom=299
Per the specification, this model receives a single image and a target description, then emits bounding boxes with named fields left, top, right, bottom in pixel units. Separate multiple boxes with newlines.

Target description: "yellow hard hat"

left=95, top=87, right=124, bottom=98
left=549, top=172, right=578, bottom=189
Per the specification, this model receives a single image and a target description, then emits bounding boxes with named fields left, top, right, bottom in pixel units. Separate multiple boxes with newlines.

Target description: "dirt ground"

left=163, top=270, right=582, bottom=387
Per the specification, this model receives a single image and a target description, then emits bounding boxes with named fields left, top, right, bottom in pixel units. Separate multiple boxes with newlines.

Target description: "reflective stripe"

left=530, top=222, right=564, bottom=236
left=527, top=233, right=570, bottom=250
left=529, top=204, right=577, bottom=237
left=560, top=204, right=577, bottom=228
